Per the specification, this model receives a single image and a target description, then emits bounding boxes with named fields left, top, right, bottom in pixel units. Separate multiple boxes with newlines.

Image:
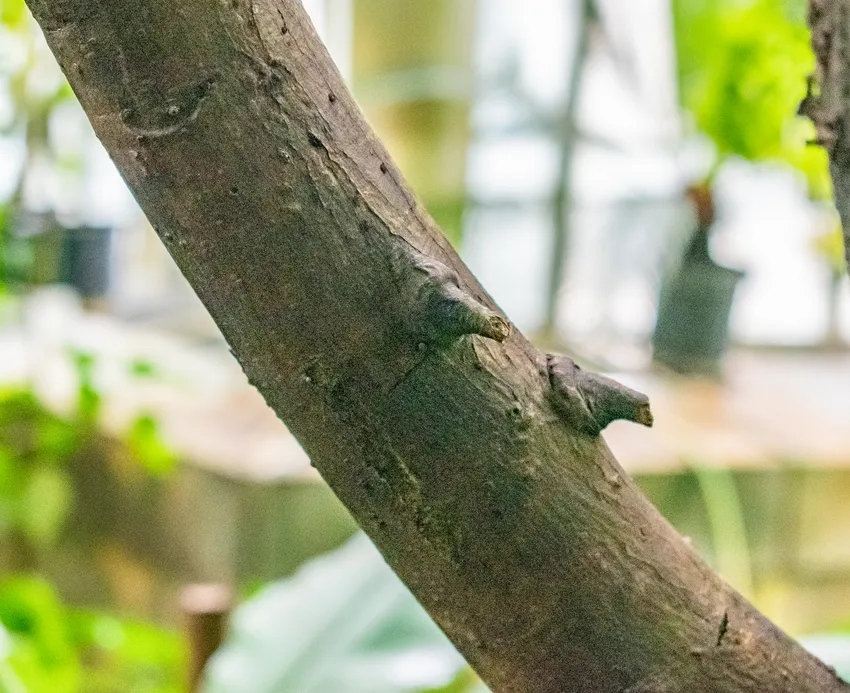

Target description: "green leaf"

left=67, top=350, right=101, bottom=422
left=69, top=610, right=185, bottom=693
left=0, top=0, right=27, bottom=30
left=126, top=414, right=176, bottom=476
left=18, top=465, right=72, bottom=546
left=204, top=535, right=486, bottom=693
left=34, top=416, right=80, bottom=463
left=0, top=577, right=79, bottom=693
left=0, top=578, right=184, bottom=693
left=672, top=0, right=829, bottom=196
left=0, top=390, right=42, bottom=431
left=129, top=358, right=159, bottom=379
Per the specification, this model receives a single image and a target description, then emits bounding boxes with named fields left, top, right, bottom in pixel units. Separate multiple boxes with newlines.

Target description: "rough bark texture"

left=803, top=0, right=850, bottom=273
left=24, top=1, right=848, bottom=691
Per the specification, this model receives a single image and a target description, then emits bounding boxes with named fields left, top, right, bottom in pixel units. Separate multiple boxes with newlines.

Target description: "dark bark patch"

left=302, top=358, right=334, bottom=390
left=484, top=472, right=532, bottom=527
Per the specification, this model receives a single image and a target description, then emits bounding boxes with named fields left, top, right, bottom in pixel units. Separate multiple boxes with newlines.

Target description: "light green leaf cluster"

left=0, top=576, right=185, bottom=693
left=673, top=0, right=830, bottom=198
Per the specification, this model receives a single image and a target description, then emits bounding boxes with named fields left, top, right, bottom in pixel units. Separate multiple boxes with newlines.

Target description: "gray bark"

left=23, top=0, right=848, bottom=690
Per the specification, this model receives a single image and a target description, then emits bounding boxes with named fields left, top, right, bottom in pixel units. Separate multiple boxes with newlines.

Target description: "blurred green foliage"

left=0, top=0, right=75, bottom=146
left=0, top=388, right=79, bottom=551
left=0, top=576, right=79, bottom=693
left=0, top=0, right=81, bottom=294
left=0, top=575, right=184, bottom=693
left=0, top=352, right=186, bottom=693
left=672, top=0, right=830, bottom=198
left=0, top=349, right=182, bottom=691
left=0, top=350, right=176, bottom=556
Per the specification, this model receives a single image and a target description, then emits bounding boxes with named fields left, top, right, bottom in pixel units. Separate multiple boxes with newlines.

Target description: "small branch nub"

left=547, top=354, right=653, bottom=435
left=408, top=253, right=511, bottom=345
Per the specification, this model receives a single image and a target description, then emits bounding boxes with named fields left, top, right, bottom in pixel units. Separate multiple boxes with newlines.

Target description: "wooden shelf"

left=605, top=350, right=850, bottom=473
left=7, top=292, right=849, bottom=480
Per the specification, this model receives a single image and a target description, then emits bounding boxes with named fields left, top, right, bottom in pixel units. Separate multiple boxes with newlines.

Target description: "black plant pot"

left=58, top=225, right=112, bottom=299
left=652, top=259, right=744, bottom=377
left=6, top=209, right=112, bottom=298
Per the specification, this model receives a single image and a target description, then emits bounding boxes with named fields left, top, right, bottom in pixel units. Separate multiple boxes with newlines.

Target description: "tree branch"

left=802, top=0, right=850, bottom=273
left=24, top=0, right=848, bottom=690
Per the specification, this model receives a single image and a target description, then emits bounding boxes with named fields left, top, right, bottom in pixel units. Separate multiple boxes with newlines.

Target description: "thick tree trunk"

left=25, top=1, right=848, bottom=691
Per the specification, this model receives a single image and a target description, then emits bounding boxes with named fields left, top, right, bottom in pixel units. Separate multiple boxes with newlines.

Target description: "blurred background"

left=0, top=0, right=849, bottom=690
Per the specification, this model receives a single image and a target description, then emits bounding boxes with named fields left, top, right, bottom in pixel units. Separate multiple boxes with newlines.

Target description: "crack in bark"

left=716, top=611, right=729, bottom=647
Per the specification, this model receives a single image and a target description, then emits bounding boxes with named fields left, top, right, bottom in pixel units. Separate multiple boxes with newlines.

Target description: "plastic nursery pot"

left=652, top=259, right=744, bottom=378
left=59, top=225, right=113, bottom=299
